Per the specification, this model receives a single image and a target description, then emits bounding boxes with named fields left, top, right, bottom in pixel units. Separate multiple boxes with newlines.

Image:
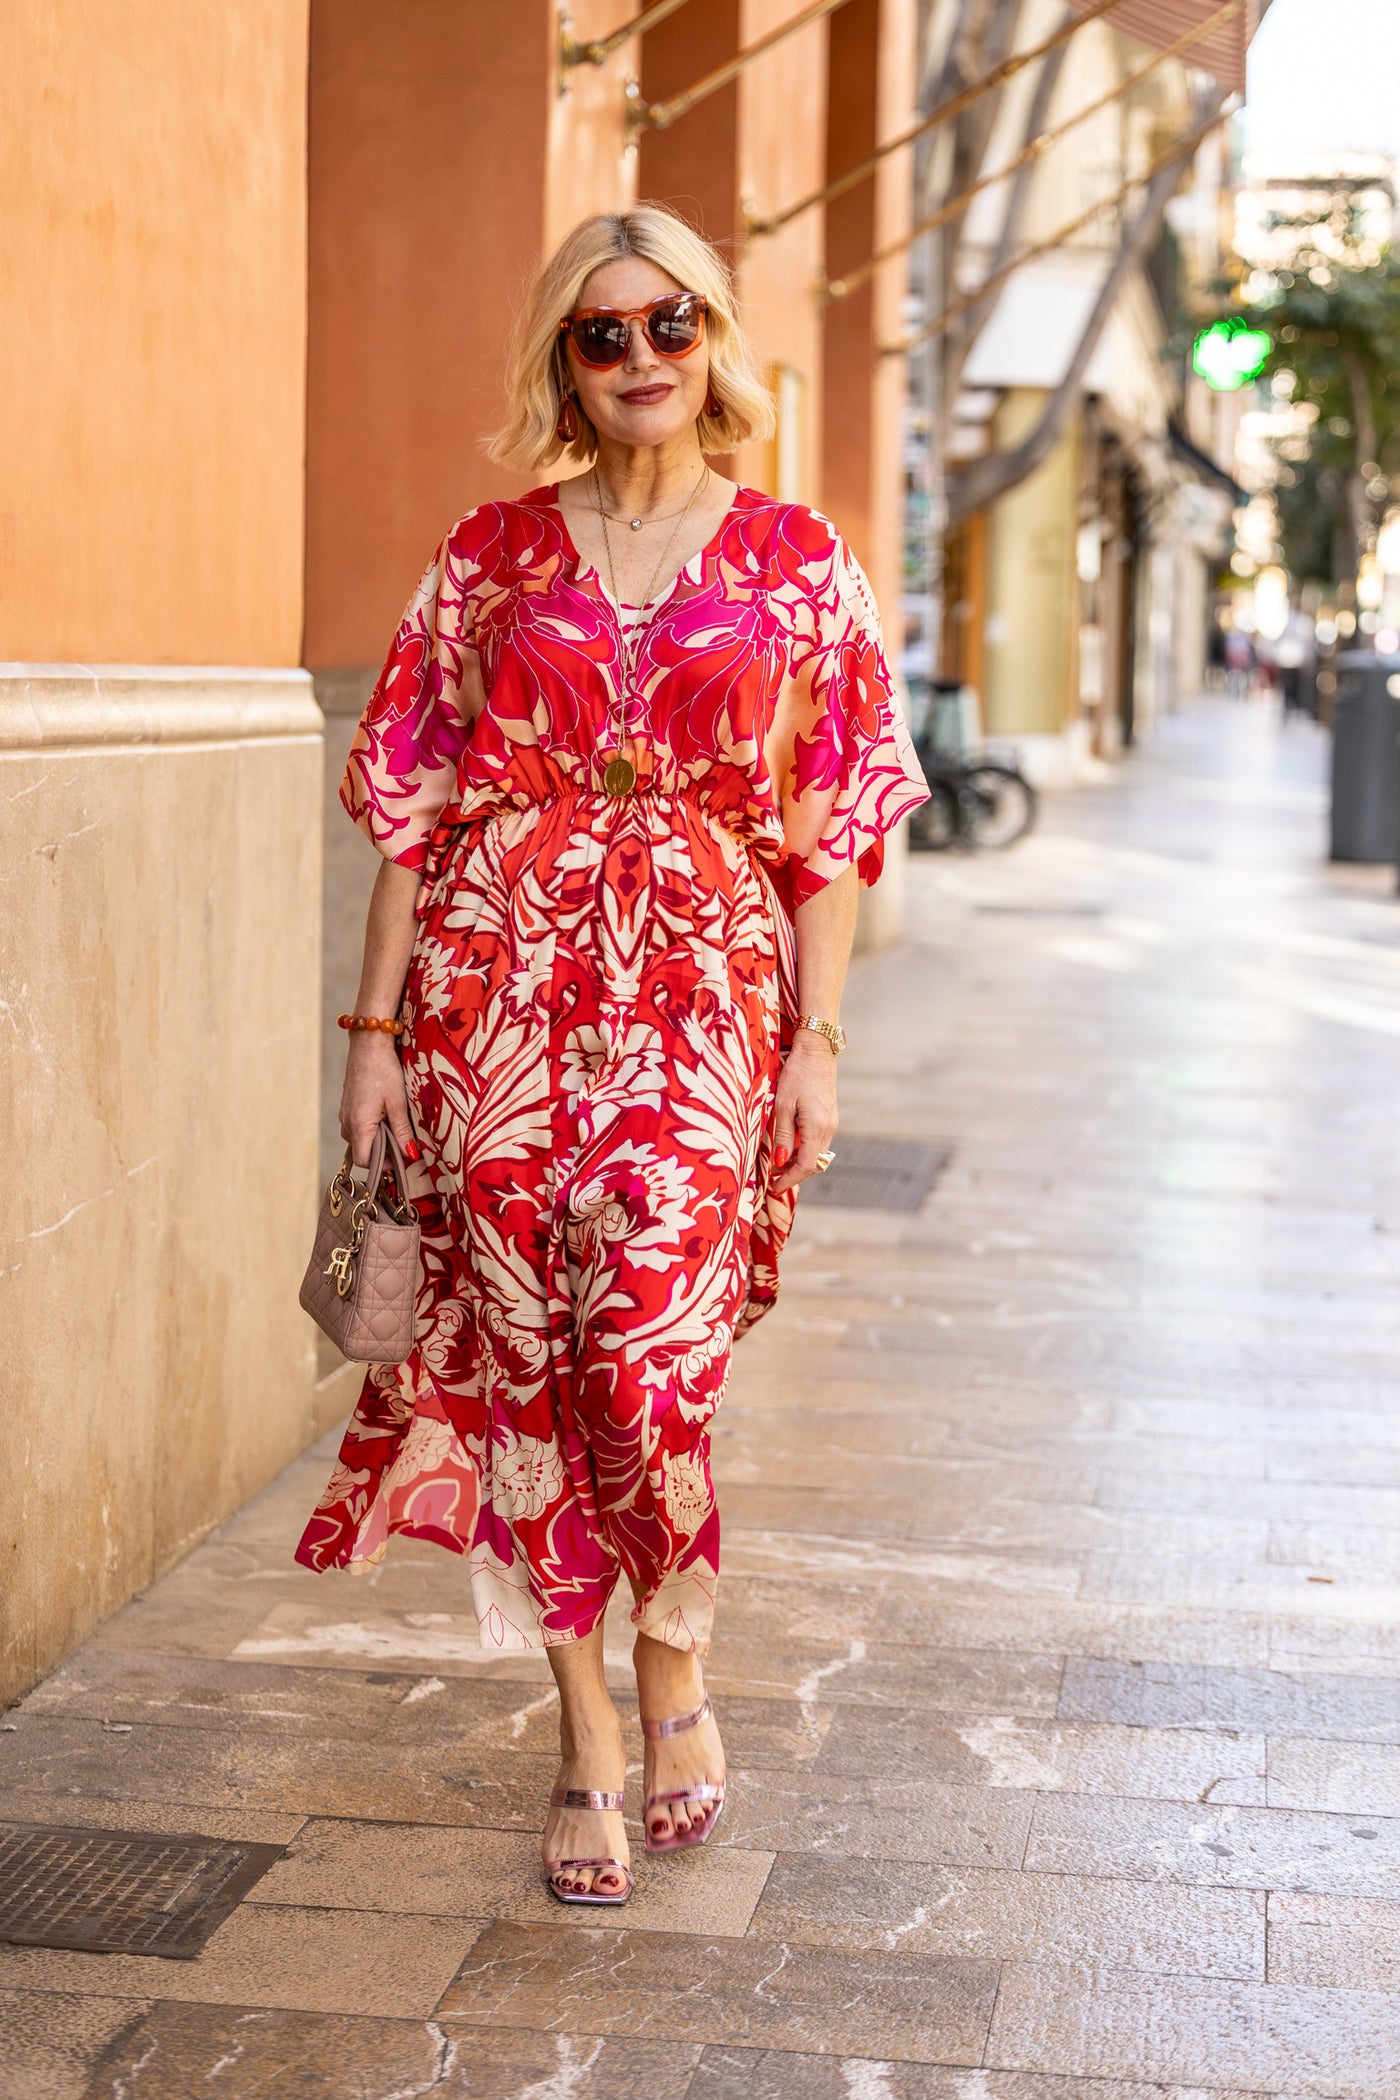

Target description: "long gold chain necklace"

left=594, top=462, right=709, bottom=798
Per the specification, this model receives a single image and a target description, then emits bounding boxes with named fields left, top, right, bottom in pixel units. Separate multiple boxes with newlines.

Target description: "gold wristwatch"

left=795, top=1013, right=846, bottom=1054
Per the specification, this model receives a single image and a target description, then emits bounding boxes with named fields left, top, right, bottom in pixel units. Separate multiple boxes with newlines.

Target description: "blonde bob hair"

left=489, top=204, right=775, bottom=472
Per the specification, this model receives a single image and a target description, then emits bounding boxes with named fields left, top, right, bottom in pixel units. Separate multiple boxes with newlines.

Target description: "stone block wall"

left=0, top=667, right=329, bottom=1705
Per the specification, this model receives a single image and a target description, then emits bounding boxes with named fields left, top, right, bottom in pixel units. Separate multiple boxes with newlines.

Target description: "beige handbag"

left=299, top=1121, right=421, bottom=1363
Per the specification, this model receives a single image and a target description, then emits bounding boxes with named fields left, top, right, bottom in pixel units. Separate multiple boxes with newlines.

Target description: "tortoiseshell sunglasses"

left=558, top=292, right=708, bottom=370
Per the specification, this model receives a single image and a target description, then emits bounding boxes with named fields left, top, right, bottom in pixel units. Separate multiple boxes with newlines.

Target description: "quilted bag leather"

left=299, top=1120, right=420, bottom=1363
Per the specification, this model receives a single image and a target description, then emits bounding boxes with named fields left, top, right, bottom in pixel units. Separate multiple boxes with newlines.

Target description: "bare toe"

left=543, top=1743, right=630, bottom=1899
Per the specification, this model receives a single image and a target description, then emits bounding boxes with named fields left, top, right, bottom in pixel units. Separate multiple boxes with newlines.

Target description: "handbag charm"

left=322, top=1173, right=375, bottom=1297
left=325, top=1239, right=356, bottom=1293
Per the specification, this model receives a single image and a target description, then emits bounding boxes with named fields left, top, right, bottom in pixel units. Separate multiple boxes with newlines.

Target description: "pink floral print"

left=296, top=486, right=926, bottom=1654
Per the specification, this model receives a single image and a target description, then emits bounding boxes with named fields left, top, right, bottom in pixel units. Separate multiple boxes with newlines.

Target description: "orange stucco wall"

left=304, top=0, right=548, bottom=667
left=734, top=0, right=831, bottom=507
left=821, top=0, right=914, bottom=620
left=545, top=0, right=638, bottom=254
left=639, top=0, right=829, bottom=506
left=823, top=0, right=884, bottom=561
left=868, top=0, right=916, bottom=620
left=639, top=3, right=744, bottom=257
left=1, top=0, right=309, bottom=665
left=305, top=0, right=639, bottom=669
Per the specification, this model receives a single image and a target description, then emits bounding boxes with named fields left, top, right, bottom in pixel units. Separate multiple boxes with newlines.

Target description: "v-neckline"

left=551, top=482, right=750, bottom=619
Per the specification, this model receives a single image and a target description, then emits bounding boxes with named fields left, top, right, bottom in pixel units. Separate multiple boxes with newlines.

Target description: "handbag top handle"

left=344, top=1119, right=415, bottom=1218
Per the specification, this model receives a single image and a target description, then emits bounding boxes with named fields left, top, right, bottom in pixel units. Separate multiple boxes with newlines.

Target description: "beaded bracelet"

left=337, top=1013, right=406, bottom=1037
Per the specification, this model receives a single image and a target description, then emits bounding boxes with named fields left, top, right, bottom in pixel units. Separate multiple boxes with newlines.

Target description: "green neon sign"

left=1192, top=318, right=1271, bottom=391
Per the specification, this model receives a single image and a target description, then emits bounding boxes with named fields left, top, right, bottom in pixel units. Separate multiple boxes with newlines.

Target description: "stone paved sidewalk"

left=4, top=695, right=1400, bottom=2096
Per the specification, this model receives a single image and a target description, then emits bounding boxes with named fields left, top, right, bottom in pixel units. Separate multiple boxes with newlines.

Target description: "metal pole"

left=878, top=100, right=1237, bottom=356
left=823, top=0, right=1242, bottom=300
left=744, top=0, right=1125, bottom=239
left=558, top=0, right=694, bottom=75
left=629, top=0, right=855, bottom=135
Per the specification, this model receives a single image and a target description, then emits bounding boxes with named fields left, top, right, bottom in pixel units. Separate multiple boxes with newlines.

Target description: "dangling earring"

left=704, top=384, right=724, bottom=419
left=556, top=392, right=579, bottom=443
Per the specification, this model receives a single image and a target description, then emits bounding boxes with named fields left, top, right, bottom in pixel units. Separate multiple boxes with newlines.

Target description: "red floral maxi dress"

left=296, top=485, right=927, bottom=1653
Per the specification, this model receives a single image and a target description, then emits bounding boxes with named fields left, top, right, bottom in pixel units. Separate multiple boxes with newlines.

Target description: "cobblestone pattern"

left=2, top=700, right=1399, bottom=2095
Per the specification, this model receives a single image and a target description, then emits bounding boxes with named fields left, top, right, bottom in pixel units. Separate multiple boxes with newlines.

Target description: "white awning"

left=959, top=251, right=1174, bottom=439
left=960, top=252, right=1110, bottom=390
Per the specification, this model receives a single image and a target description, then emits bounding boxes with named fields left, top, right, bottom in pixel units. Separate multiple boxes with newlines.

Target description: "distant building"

left=1235, top=150, right=1399, bottom=278
left=906, top=0, right=1246, bottom=782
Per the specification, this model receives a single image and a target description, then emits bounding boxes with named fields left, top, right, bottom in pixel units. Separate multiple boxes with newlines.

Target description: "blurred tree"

left=1240, top=252, right=1400, bottom=588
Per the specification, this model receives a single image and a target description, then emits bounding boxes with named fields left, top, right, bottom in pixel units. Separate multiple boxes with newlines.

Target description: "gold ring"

left=816, top=1150, right=835, bottom=1171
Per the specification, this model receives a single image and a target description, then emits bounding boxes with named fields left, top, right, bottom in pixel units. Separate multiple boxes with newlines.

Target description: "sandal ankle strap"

left=640, top=1694, right=712, bottom=1741
left=549, top=1786, right=625, bottom=1811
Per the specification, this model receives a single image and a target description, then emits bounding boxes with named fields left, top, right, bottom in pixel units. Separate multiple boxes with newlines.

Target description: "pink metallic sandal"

left=641, top=1695, right=727, bottom=1854
left=542, top=1785, right=634, bottom=1906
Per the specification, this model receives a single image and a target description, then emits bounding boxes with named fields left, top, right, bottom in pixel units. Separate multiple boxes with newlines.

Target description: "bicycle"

left=909, top=743, right=1039, bottom=852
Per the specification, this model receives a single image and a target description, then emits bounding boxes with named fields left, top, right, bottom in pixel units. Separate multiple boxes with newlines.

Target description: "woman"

left=296, top=204, right=927, bottom=1905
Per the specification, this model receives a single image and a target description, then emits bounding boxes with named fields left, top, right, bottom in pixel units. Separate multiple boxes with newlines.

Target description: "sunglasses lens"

left=566, top=295, right=704, bottom=366
left=573, top=316, right=630, bottom=367
left=648, top=296, right=702, bottom=354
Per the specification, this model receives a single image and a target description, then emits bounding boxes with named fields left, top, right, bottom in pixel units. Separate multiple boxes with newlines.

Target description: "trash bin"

left=924, top=678, right=981, bottom=755
left=1329, top=652, right=1400, bottom=862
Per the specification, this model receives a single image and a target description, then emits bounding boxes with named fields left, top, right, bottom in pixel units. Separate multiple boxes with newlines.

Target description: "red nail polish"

left=773, top=1145, right=789, bottom=1170
left=403, top=1140, right=421, bottom=1163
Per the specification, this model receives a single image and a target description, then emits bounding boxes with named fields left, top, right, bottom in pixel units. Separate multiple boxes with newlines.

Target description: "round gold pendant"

left=603, top=756, right=637, bottom=797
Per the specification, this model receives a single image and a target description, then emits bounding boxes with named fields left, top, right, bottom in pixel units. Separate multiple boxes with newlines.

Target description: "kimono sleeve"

left=339, top=531, right=480, bottom=871
left=782, top=525, right=929, bottom=907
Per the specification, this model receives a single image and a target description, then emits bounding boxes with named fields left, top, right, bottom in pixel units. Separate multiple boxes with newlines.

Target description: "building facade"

left=916, top=0, right=1239, bottom=781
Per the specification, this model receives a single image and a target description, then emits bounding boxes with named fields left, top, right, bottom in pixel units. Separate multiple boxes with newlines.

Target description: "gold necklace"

left=594, top=462, right=709, bottom=798
left=594, top=488, right=703, bottom=530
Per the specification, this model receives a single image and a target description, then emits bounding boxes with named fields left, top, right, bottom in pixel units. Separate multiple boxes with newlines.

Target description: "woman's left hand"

left=770, top=1033, right=838, bottom=1192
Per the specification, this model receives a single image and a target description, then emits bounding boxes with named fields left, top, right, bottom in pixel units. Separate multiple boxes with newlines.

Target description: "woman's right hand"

left=339, top=1033, right=417, bottom=1167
